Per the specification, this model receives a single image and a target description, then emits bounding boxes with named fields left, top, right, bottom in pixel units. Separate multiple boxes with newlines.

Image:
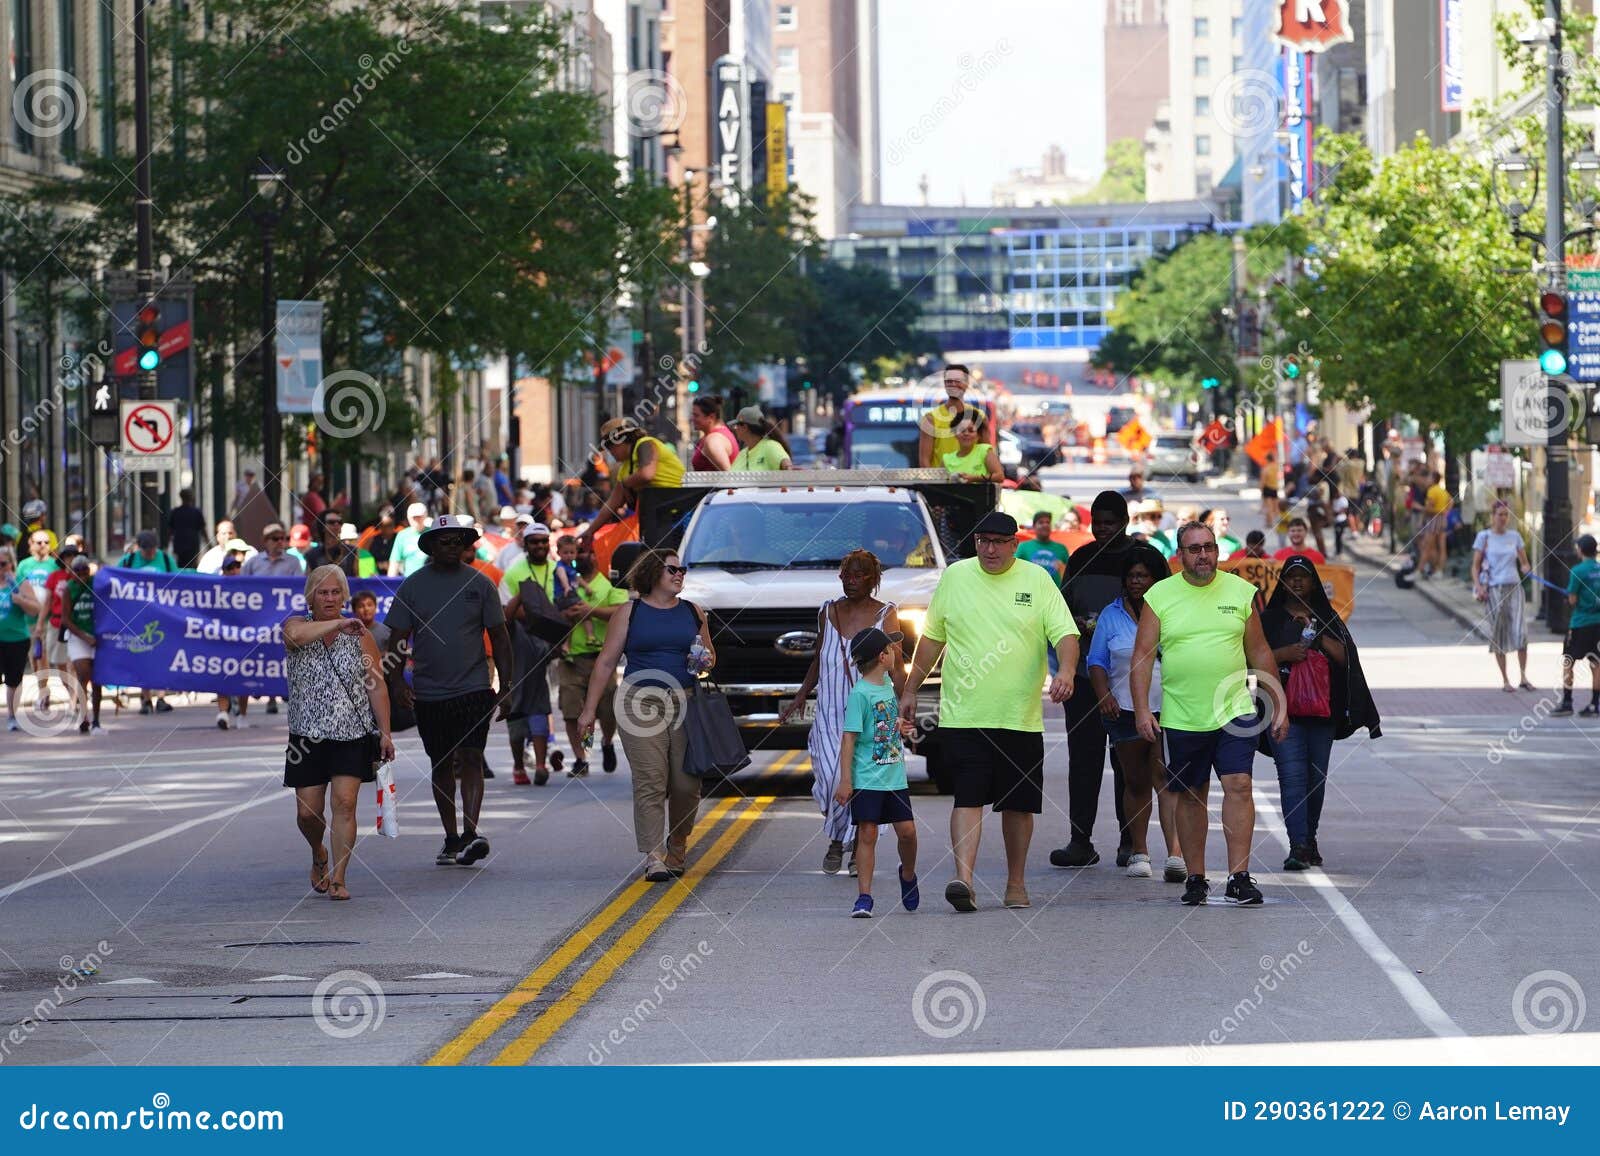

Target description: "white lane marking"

left=1254, top=795, right=1465, bottom=1038
left=406, top=972, right=473, bottom=980
left=250, top=975, right=314, bottom=982
left=0, top=792, right=280, bottom=903
left=98, top=977, right=158, bottom=985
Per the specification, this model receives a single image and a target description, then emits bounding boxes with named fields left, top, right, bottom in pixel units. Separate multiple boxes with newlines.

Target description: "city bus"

left=841, top=385, right=1000, bottom=470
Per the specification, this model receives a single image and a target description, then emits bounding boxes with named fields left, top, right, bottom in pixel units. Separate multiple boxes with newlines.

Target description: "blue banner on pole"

left=91, top=568, right=401, bottom=696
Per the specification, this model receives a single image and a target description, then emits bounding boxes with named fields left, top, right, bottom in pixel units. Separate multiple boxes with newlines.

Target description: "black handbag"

left=517, top=578, right=572, bottom=645
left=683, top=679, right=751, bottom=779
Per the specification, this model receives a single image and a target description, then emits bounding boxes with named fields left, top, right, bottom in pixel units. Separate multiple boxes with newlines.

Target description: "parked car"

left=1145, top=430, right=1209, bottom=483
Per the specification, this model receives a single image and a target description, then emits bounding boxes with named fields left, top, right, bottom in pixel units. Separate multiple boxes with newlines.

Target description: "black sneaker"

left=1581, top=702, right=1600, bottom=718
left=1552, top=699, right=1574, bottom=717
left=1283, top=845, right=1312, bottom=871
left=533, top=767, right=550, bottom=786
left=436, top=836, right=463, bottom=866
left=1049, top=842, right=1099, bottom=868
left=1181, top=875, right=1209, bottom=906
left=550, top=750, right=565, bottom=773
left=456, top=832, right=490, bottom=865
left=139, top=701, right=153, bottom=716
left=1115, top=843, right=1133, bottom=868
left=1225, top=872, right=1264, bottom=906
left=602, top=742, right=618, bottom=773
left=482, top=765, right=495, bottom=779
left=1305, top=837, right=1323, bottom=867
left=570, top=759, right=589, bottom=777
left=155, top=698, right=173, bottom=713
left=265, top=698, right=279, bottom=715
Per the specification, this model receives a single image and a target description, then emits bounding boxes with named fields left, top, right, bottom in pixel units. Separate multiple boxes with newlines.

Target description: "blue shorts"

left=849, top=787, right=914, bottom=826
left=1101, top=710, right=1154, bottom=745
left=1163, top=719, right=1256, bottom=790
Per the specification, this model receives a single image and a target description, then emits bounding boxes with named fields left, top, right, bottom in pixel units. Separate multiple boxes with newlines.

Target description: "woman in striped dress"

left=782, top=551, right=903, bottom=875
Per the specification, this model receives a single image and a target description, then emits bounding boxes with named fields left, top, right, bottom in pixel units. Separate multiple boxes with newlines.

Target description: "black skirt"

left=284, top=734, right=377, bottom=788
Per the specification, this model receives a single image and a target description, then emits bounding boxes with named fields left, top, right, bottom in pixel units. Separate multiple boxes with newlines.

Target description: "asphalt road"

left=2, top=464, right=1597, bottom=1066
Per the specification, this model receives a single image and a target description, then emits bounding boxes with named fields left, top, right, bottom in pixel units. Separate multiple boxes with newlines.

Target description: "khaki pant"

left=619, top=684, right=700, bottom=856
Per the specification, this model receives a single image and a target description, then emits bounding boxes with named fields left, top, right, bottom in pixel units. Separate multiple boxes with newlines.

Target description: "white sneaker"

left=1163, top=855, right=1187, bottom=883
left=91, top=723, right=106, bottom=734
left=233, top=717, right=250, bottom=730
left=1126, top=853, right=1153, bottom=878
left=216, top=712, right=230, bottom=730
left=6, top=718, right=18, bottom=732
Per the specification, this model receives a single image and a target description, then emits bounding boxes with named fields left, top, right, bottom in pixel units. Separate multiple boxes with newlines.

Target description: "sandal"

left=1518, top=679, right=1537, bottom=691
left=328, top=881, right=350, bottom=901
left=311, top=849, right=330, bottom=894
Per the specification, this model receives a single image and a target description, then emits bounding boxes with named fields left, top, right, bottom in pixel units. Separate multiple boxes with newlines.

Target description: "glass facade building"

left=830, top=202, right=1222, bottom=353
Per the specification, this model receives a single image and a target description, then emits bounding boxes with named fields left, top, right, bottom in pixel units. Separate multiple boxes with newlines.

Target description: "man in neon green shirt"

left=557, top=545, right=631, bottom=775
left=1131, top=520, right=1285, bottom=908
left=900, top=510, right=1078, bottom=913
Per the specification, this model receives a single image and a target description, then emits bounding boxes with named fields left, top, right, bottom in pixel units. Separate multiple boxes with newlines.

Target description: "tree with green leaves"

left=793, top=259, right=931, bottom=400
left=1075, top=137, right=1146, bottom=204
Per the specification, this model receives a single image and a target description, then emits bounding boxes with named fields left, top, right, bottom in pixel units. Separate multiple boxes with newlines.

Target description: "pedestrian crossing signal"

left=136, top=305, right=162, bottom=371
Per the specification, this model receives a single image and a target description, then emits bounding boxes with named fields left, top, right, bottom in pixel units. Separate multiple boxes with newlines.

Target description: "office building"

left=1104, top=0, right=1170, bottom=155
left=1146, top=0, right=1244, bottom=201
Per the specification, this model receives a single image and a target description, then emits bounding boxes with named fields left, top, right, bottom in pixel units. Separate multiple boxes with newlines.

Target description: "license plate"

left=799, top=701, right=816, bottom=723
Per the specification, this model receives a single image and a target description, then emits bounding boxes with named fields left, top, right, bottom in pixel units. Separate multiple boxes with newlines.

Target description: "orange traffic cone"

left=1092, top=437, right=1107, bottom=465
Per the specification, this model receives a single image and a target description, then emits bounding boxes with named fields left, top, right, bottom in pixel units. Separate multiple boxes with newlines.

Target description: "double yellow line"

left=428, top=749, right=803, bottom=1065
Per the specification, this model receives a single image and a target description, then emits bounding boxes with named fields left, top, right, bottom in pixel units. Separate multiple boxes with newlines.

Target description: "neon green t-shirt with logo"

left=1141, top=570, right=1257, bottom=732
left=568, top=574, right=630, bottom=656
left=923, top=557, right=1077, bottom=732
left=731, top=439, right=790, bottom=471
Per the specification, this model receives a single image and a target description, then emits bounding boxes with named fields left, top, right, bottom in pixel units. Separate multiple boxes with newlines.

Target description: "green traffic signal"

left=1282, top=357, right=1301, bottom=379
left=687, top=379, right=700, bottom=393
left=138, top=348, right=161, bottom=371
left=1200, top=377, right=1219, bottom=390
left=1539, top=348, right=1567, bottom=375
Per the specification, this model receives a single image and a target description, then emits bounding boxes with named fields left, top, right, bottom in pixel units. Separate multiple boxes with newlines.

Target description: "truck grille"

left=707, top=609, right=814, bottom=683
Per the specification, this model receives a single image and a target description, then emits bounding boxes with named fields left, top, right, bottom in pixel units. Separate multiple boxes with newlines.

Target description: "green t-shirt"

left=732, top=439, right=790, bottom=471
left=568, top=573, right=630, bottom=656
left=1569, top=558, right=1600, bottom=629
left=390, top=527, right=427, bottom=576
left=923, top=557, right=1078, bottom=732
left=356, top=549, right=377, bottom=578
left=1142, top=570, right=1257, bottom=732
left=843, top=676, right=906, bottom=791
left=1148, top=530, right=1177, bottom=559
left=499, top=557, right=557, bottom=603
left=1016, top=538, right=1070, bottom=588
left=118, top=549, right=176, bottom=572
left=0, top=579, right=33, bottom=643
left=942, top=445, right=991, bottom=477
left=16, top=556, right=58, bottom=596
left=65, top=577, right=95, bottom=635
left=1215, top=533, right=1243, bottom=561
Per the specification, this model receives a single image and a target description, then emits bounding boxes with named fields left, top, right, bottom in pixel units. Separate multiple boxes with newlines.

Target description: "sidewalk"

left=1338, top=531, right=1494, bottom=642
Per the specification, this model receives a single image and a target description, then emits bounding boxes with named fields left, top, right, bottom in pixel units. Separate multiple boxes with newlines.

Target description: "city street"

left=3, top=467, right=1596, bottom=1067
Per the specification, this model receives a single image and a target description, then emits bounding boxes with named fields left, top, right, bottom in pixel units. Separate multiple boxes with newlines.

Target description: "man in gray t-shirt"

left=384, top=515, right=512, bottom=868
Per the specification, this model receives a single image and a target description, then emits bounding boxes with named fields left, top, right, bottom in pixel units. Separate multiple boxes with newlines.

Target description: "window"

left=1116, top=0, right=1140, bottom=23
left=776, top=4, right=797, bottom=30
left=1234, top=54, right=1244, bottom=73
left=1232, top=17, right=1243, bottom=39
left=1154, top=0, right=1169, bottom=21
left=1194, top=56, right=1210, bottom=78
left=58, top=0, right=78, bottom=158
left=99, top=0, right=116, bottom=155
left=777, top=46, right=797, bottom=70
left=11, top=0, right=36, bottom=152
left=1194, top=16, right=1209, bottom=37
left=1195, top=95, right=1210, bottom=117
left=1196, top=135, right=1212, bottom=156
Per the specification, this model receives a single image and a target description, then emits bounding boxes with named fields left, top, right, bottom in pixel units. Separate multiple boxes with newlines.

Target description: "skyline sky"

left=876, top=0, right=1107, bottom=206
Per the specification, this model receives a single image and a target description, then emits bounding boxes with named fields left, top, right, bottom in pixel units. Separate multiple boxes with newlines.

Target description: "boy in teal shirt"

left=836, top=627, right=919, bottom=917
left=1555, top=533, right=1600, bottom=717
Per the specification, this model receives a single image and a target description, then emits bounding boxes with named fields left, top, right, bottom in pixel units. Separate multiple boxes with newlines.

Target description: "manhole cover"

left=220, top=940, right=360, bottom=949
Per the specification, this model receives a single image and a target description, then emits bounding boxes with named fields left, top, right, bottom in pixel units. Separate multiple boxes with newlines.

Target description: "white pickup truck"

left=631, top=470, right=998, bottom=793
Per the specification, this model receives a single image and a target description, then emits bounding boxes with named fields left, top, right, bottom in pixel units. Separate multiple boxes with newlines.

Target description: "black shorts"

left=849, top=787, right=914, bottom=826
left=940, top=727, right=1045, bottom=813
left=1261, top=487, right=1279, bottom=500
left=415, top=690, right=496, bottom=772
left=1565, top=623, right=1600, bottom=663
left=1163, top=720, right=1256, bottom=790
left=0, top=638, right=28, bottom=688
left=284, top=735, right=377, bottom=789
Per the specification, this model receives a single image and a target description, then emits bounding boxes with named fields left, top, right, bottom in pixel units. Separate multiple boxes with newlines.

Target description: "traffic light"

left=1281, top=355, right=1301, bottom=380
left=1538, top=289, right=1569, bottom=376
left=136, top=304, right=162, bottom=371
left=801, top=377, right=814, bottom=391
left=1200, top=377, right=1219, bottom=390
left=686, top=379, right=700, bottom=394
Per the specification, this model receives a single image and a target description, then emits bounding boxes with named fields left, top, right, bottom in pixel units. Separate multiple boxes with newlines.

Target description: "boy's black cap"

left=1579, top=533, right=1598, bottom=556
left=850, top=626, right=903, bottom=668
left=972, top=510, right=1018, bottom=538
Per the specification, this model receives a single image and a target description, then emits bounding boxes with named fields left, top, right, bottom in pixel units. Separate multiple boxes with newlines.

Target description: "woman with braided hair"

left=783, top=549, right=904, bottom=876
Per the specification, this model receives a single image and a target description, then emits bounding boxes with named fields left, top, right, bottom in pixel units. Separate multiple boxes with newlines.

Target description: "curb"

left=1342, top=544, right=1486, bottom=637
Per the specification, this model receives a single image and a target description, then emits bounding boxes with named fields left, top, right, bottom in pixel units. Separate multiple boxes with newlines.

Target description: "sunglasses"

left=665, top=564, right=689, bottom=576
left=1181, top=543, right=1219, bottom=555
left=974, top=536, right=1013, bottom=548
left=266, top=534, right=286, bottom=541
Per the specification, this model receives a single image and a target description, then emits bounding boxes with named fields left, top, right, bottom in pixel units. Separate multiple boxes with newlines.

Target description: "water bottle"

left=687, top=640, right=712, bottom=677
left=1300, top=621, right=1317, bottom=648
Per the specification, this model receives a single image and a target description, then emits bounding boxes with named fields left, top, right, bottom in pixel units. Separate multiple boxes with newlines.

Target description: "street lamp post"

left=248, top=157, right=286, bottom=516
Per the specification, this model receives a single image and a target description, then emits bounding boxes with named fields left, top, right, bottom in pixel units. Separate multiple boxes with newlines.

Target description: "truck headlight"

left=897, top=607, right=926, bottom=659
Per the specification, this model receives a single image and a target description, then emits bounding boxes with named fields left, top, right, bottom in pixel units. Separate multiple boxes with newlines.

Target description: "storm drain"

left=220, top=940, right=360, bottom=949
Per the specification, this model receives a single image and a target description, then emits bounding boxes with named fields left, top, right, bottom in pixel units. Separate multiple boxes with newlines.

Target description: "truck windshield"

left=847, top=424, right=920, bottom=470
left=684, top=500, right=937, bottom=569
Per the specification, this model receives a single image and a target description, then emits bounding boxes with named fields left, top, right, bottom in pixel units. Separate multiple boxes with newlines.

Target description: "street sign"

left=1273, top=0, right=1354, bottom=52
left=276, top=300, right=325, bottom=414
left=765, top=100, right=788, bottom=199
left=1565, top=269, right=1600, bottom=383
left=120, top=400, right=181, bottom=470
left=1587, top=388, right=1600, bottom=447
left=1483, top=445, right=1516, bottom=488
left=1199, top=419, right=1232, bottom=454
left=1500, top=358, right=1553, bottom=446
left=1115, top=416, right=1151, bottom=454
left=604, top=318, right=634, bottom=386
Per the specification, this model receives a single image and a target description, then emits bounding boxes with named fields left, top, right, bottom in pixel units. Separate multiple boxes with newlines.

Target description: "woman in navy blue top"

left=579, top=549, right=716, bottom=882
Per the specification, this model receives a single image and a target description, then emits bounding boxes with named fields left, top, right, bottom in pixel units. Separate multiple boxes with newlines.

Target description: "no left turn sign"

left=120, top=400, right=182, bottom=470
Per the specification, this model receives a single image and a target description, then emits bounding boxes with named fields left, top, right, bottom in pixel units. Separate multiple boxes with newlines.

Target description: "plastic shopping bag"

left=375, top=763, right=400, bottom=839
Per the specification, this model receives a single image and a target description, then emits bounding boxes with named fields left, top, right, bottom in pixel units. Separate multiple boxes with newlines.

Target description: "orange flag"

left=1244, top=419, right=1282, bottom=468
